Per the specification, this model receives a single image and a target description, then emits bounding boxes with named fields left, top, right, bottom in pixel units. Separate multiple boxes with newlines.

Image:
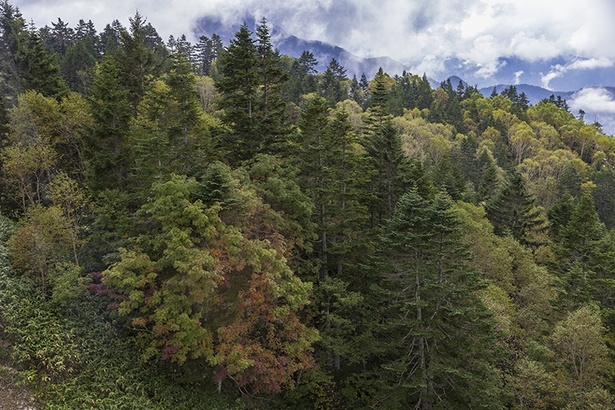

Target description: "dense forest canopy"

left=1, top=1, right=615, bottom=408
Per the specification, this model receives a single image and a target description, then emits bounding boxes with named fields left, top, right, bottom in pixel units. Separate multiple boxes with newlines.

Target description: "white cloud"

left=409, top=54, right=446, bottom=78
left=12, top=0, right=615, bottom=80
left=513, top=70, right=524, bottom=85
left=570, top=87, right=615, bottom=114
left=568, top=57, right=614, bottom=70
left=541, top=58, right=614, bottom=89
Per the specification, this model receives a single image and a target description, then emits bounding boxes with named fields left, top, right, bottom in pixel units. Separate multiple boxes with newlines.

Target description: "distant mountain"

left=195, top=16, right=615, bottom=92
left=194, top=16, right=407, bottom=78
left=441, top=56, right=615, bottom=91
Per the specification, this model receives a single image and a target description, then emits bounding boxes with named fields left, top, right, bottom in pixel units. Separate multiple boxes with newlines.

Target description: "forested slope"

left=1, top=2, right=615, bottom=408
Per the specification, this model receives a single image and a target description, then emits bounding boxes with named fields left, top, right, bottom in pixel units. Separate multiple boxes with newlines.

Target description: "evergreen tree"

left=216, top=20, right=291, bottom=164
left=593, top=168, right=615, bottom=228
left=283, top=50, right=317, bottom=103
left=320, top=58, right=347, bottom=106
left=47, top=17, right=74, bottom=57
left=61, top=40, right=96, bottom=93
left=20, top=32, right=67, bottom=96
left=215, top=22, right=258, bottom=164
left=115, top=12, right=164, bottom=111
left=372, top=190, right=503, bottom=409
left=85, top=55, right=132, bottom=192
left=348, top=74, right=365, bottom=108
left=297, top=96, right=370, bottom=374
left=254, top=18, right=290, bottom=156
left=195, top=33, right=223, bottom=76
left=128, top=53, right=214, bottom=190
left=361, top=82, right=413, bottom=224
left=99, top=19, right=123, bottom=55
left=485, top=171, right=545, bottom=247
left=416, top=73, right=434, bottom=110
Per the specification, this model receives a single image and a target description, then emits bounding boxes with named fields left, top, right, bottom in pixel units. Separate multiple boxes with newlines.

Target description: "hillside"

left=1, top=2, right=615, bottom=409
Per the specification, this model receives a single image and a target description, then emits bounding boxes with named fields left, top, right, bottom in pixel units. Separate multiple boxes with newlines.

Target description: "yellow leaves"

left=478, top=283, right=515, bottom=337
left=2, top=139, right=58, bottom=209
left=509, top=121, right=543, bottom=164
left=8, top=205, right=75, bottom=293
left=395, top=114, right=455, bottom=165
left=550, top=304, right=613, bottom=406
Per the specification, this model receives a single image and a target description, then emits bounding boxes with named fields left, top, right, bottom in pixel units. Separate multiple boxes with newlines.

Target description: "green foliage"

left=0, top=271, right=241, bottom=409
left=102, top=173, right=318, bottom=394
left=3, top=5, right=615, bottom=408
left=85, top=55, right=132, bottom=192
left=215, top=21, right=292, bottom=164
left=370, top=190, right=504, bottom=409
left=486, top=171, right=547, bottom=247
left=551, top=304, right=613, bottom=408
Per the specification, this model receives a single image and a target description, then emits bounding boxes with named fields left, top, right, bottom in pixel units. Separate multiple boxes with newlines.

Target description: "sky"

left=12, top=0, right=615, bottom=84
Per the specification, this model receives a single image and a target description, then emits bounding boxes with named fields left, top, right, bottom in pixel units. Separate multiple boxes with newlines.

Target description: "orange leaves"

left=212, top=266, right=317, bottom=393
left=101, top=173, right=317, bottom=392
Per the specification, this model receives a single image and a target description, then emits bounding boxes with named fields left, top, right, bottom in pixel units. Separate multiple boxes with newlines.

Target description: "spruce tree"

left=361, top=81, right=414, bottom=225
left=115, top=12, right=164, bottom=111
left=320, top=58, right=347, bottom=106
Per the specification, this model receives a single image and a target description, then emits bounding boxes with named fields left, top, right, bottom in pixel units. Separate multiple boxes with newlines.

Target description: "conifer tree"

left=320, top=58, right=347, bottom=106
left=372, top=190, right=503, bottom=409
left=254, top=18, right=290, bottom=156
left=486, top=171, right=545, bottom=247
left=21, top=34, right=67, bottom=96
left=283, top=50, right=317, bottom=103
left=215, top=22, right=258, bottom=164
left=216, top=20, right=291, bottom=164
left=85, top=55, right=132, bottom=192
left=115, top=12, right=164, bottom=111
left=361, top=82, right=414, bottom=224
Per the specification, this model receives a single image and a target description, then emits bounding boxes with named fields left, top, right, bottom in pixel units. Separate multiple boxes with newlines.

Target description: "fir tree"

left=215, top=22, right=258, bottom=164
left=372, top=190, right=503, bottom=409
left=485, top=171, right=545, bottom=247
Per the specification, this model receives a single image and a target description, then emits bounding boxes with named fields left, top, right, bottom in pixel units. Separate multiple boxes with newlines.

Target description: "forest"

left=0, top=1, right=615, bottom=408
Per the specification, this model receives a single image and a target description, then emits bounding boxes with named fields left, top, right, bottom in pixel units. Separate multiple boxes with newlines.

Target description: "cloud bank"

left=13, top=0, right=615, bottom=80
left=570, top=87, right=615, bottom=115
